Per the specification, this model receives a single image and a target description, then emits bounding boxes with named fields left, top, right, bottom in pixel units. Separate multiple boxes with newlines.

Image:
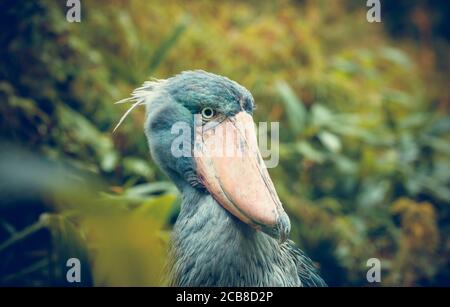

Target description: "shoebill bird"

left=116, top=70, right=326, bottom=287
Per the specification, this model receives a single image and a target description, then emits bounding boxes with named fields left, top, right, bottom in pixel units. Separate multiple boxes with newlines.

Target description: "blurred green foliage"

left=0, top=0, right=449, bottom=286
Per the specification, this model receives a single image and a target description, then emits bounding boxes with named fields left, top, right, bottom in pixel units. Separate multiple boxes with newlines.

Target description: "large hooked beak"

left=193, top=111, right=290, bottom=242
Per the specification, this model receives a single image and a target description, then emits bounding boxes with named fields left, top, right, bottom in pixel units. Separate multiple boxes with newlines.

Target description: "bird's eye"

left=201, top=107, right=215, bottom=120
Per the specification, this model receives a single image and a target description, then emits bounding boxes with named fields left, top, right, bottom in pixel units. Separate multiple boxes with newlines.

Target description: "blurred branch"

left=0, top=220, right=45, bottom=253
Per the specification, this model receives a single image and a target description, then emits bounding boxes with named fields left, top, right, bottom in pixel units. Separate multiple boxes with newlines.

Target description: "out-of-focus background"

left=0, top=0, right=449, bottom=286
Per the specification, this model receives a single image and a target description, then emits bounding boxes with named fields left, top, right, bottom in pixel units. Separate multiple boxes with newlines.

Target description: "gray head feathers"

left=113, top=78, right=166, bottom=132
left=113, top=70, right=254, bottom=132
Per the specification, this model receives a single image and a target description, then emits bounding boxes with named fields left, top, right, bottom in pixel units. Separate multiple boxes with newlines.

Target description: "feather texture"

left=113, top=79, right=166, bottom=132
left=168, top=186, right=326, bottom=287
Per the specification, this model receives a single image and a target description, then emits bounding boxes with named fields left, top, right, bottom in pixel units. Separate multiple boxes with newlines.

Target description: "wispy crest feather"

left=113, top=79, right=165, bottom=132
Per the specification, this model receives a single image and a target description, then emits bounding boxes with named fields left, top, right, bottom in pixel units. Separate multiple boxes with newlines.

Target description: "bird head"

left=117, top=70, right=290, bottom=242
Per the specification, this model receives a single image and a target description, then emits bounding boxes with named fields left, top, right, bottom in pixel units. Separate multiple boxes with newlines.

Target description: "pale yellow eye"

left=201, top=107, right=215, bottom=120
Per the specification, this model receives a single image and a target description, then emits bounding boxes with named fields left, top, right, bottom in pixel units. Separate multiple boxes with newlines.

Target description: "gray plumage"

left=168, top=185, right=326, bottom=287
left=123, top=70, right=326, bottom=287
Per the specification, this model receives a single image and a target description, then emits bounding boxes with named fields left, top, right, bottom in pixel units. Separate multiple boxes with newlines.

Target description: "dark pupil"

left=203, top=108, right=212, bottom=117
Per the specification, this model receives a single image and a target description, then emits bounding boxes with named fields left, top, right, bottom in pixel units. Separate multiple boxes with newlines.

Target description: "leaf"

left=101, top=150, right=119, bottom=173
left=296, top=141, right=326, bottom=163
left=318, top=130, right=342, bottom=153
left=80, top=204, right=170, bottom=286
left=123, top=157, right=154, bottom=179
left=311, top=104, right=333, bottom=127
left=56, top=104, right=118, bottom=172
left=427, top=116, right=450, bottom=135
left=275, top=80, right=307, bottom=134
left=332, top=155, right=358, bottom=174
left=133, top=194, right=177, bottom=228
left=382, top=88, right=410, bottom=106
left=124, top=181, right=177, bottom=197
left=357, top=179, right=390, bottom=209
left=330, top=57, right=358, bottom=74
left=380, top=47, right=412, bottom=69
left=147, top=15, right=190, bottom=73
left=425, top=137, right=450, bottom=155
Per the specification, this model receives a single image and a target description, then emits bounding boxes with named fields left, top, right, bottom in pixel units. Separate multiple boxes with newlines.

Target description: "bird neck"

left=167, top=185, right=298, bottom=286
